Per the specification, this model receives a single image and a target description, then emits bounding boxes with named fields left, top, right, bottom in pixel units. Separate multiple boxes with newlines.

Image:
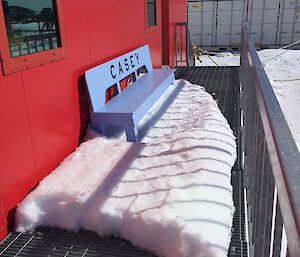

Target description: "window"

left=2, top=0, right=61, bottom=57
left=0, top=0, right=66, bottom=75
left=146, top=0, right=156, bottom=27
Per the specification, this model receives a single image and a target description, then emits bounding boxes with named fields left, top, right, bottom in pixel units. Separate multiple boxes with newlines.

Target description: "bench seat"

left=92, top=69, right=175, bottom=142
left=85, top=45, right=176, bottom=142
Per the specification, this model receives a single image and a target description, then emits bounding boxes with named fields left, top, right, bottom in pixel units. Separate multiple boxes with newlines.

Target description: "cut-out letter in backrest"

left=85, top=45, right=153, bottom=112
left=137, top=65, right=148, bottom=78
left=120, top=72, right=137, bottom=91
left=105, top=84, right=119, bottom=103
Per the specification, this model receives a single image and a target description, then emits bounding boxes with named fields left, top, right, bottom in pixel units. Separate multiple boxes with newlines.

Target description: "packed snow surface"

left=16, top=80, right=236, bottom=257
left=195, top=52, right=240, bottom=67
left=196, top=49, right=300, bottom=150
left=258, top=49, right=300, bottom=151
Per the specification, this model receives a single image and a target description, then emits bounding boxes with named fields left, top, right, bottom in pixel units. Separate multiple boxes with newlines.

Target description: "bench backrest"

left=85, top=45, right=153, bottom=112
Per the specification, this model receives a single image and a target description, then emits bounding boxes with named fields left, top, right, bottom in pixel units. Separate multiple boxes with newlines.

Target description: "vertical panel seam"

left=19, top=72, right=38, bottom=178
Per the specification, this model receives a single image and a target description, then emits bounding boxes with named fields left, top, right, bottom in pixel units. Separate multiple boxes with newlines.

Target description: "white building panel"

left=188, top=1, right=217, bottom=46
left=247, top=0, right=280, bottom=46
left=188, top=9, right=216, bottom=25
left=201, top=36, right=216, bottom=45
left=232, top=24, right=243, bottom=37
left=188, top=1, right=215, bottom=12
left=218, top=0, right=245, bottom=11
left=280, top=8, right=298, bottom=23
left=218, top=10, right=245, bottom=25
left=277, top=0, right=300, bottom=46
left=283, top=0, right=298, bottom=9
left=216, top=25, right=243, bottom=46
left=216, top=25, right=231, bottom=45
left=189, top=25, right=215, bottom=36
left=216, top=0, right=247, bottom=46
left=250, top=0, right=279, bottom=9
left=281, top=6, right=300, bottom=23
left=188, top=0, right=299, bottom=49
left=191, top=35, right=215, bottom=46
left=262, top=24, right=278, bottom=45
left=189, top=12, right=214, bottom=26
left=249, top=9, right=280, bottom=24
left=279, top=23, right=294, bottom=37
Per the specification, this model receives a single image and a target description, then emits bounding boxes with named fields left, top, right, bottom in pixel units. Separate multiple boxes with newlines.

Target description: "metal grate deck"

left=0, top=67, right=246, bottom=257
left=0, top=227, right=156, bottom=257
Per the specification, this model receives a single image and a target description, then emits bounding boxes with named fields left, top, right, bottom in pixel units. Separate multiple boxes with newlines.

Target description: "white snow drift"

left=16, top=80, right=236, bottom=257
left=258, top=49, right=300, bottom=151
left=196, top=49, right=300, bottom=151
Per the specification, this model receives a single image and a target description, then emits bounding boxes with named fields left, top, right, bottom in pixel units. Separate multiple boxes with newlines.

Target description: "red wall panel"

left=0, top=73, right=37, bottom=238
left=85, top=0, right=162, bottom=67
left=0, top=0, right=186, bottom=239
left=20, top=0, right=91, bottom=180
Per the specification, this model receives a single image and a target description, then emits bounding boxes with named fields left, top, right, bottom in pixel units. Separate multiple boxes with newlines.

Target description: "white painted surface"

left=188, top=1, right=217, bottom=46
left=280, top=225, right=288, bottom=257
left=277, top=0, right=300, bottom=45
left=269, top=186, right=278, bottom=257
left=188, top=0, right=300, bottom=49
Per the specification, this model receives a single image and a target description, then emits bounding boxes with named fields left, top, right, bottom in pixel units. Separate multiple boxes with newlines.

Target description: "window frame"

left=0, top=0, right=67, bottom=75
left=145, top=0, right=158, bottom=33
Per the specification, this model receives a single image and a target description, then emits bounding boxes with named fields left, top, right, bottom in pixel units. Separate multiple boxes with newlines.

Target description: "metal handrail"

left=174, top=22, right=195, bottom=67
left=186, top=26, right=195, bottom=67
left=241, top=24, right=300, bottom=257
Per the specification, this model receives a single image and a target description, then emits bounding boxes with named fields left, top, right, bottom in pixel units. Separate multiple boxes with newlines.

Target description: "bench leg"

left=99, top=122, right=106, bottom=135
left=125, top=125, right=139, bottom=142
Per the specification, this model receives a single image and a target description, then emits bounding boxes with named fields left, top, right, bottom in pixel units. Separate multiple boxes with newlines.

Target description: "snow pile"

left=258, top=49, right=300, bottom=151
left=16, top=80, right=236, bottom=257
left=195, top=52, right=240, bottom=66
left=195, top=48, right=300, bottom=150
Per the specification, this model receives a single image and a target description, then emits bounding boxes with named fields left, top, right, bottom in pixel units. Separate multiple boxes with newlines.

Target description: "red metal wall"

left=0, top=0, right=186, bottom=239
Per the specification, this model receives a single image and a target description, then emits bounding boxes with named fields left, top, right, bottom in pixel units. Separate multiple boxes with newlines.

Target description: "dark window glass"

left=2, top=0, right=61, bottom=58
left=147, top=0, right=156, bottom=27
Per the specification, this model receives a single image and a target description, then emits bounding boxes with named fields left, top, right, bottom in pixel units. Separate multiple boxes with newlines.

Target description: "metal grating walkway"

left=0, top=227, right=156, bottom=257
left=0, top=67, right=246, bottom=257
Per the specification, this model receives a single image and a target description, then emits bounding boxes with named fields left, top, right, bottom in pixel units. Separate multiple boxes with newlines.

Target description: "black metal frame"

left=241, top=24, right=300, bottom=257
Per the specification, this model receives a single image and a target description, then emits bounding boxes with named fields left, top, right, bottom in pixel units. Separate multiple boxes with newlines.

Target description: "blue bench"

left=85, top=45, right=175, bottom=142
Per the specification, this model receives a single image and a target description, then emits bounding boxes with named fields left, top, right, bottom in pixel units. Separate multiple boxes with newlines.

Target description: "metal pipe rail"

left=174, top=22, right=195, bottom=67
left=241, top=24, right=300, bottom=257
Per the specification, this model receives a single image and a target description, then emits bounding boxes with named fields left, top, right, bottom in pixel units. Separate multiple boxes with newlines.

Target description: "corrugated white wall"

left=188, top=0, right=300, bottom=49
left=188, top=1, right=217, bottom=46
left=277, top=0, right=300, bottom=45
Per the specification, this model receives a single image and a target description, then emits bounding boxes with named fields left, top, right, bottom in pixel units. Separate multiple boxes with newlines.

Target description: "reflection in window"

left=146, top=0, right=156, bottom=27
left=2, top=0, right=61, bottom=58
